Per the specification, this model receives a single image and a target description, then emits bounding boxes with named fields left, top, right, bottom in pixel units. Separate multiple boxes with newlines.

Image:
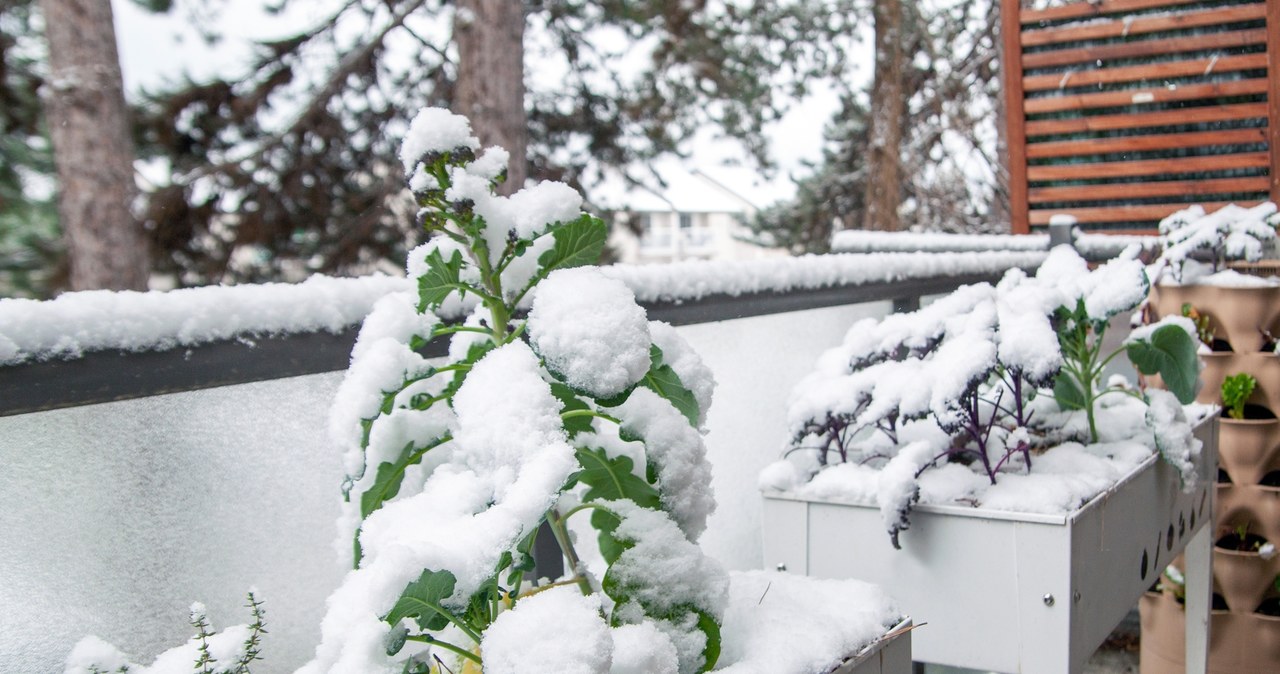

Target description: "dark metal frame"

left=0, top=272, right=1007, bottom=417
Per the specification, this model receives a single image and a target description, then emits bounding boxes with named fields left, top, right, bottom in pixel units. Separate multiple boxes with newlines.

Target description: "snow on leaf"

left=361, top=436, right=450, bottom=519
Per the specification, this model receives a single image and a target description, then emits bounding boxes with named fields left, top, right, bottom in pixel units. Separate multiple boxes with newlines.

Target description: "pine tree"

left=1, top=0, right=61, bottom=297
left=124, top=0, right=861, bottom=285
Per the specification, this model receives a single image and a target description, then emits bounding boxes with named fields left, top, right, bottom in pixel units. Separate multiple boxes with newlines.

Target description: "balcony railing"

left=0, top=250, right=1042, bottom=672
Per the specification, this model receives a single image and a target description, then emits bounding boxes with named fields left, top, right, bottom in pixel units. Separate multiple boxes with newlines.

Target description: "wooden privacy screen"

left=1002, top=0, right=1280, bottom=234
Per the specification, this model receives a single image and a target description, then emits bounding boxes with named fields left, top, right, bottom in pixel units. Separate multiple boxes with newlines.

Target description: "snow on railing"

left=603, top=250, right=1045, bottom=303
left=0, top=274, right=408, bottom=366
left=0, top=251, right=1045, bottom=367
left=831, top=229, right=1158, bottom=260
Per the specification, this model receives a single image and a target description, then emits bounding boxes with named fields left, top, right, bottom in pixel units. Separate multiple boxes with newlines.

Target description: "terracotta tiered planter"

left=1143, top=281, right=1280, bottom=674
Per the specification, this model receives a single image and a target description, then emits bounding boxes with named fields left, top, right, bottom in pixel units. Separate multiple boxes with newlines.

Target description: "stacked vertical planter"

left=1142, top=281, right=1280, bottom=674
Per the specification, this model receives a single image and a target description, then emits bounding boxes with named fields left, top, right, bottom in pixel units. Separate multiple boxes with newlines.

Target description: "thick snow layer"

left=399, top=107, right=479, bottom=172
left=0, top=274, right=407, bottom=365
left=482, top=587, right=613, bottom=674
left=1151, top=202, right=1278, bottom=283
left=1, top=251, right=1044, bottom=365
left=831, top=229, right=1157, bottom=259
left=301, top=342, right=579, bottom=674
left=601, top=251, right=1046, bottom=303
left=615, top=389, right=718, bottom=539
left=528, top=268, right=652, bottom=398
left=766, top=397, right=1213, bottom=516
left=610, top=621, right=679, bottom=674
left=715, top=571, right=901, bottom=674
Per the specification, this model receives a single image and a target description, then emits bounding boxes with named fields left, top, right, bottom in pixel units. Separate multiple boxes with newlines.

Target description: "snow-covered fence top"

left=830, top=230, right=1158, bottom=260
left=0, top=251, right=1045, bottom=417
left=0, top=251, right=1045, bottom=368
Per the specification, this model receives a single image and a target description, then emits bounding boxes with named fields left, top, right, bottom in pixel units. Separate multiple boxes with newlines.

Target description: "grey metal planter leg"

left=1183, top=512, right=1212, bottom=674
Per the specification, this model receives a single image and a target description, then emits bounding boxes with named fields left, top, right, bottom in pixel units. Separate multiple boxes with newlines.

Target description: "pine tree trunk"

left=862, top=0, right=906, bottom=232
left=40, top=0, right=149, bottom=291
left=455, top=0, right=527, bottom=196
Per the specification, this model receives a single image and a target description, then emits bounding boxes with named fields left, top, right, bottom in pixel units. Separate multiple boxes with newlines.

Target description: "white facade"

left=597, top=164, right=791, bottom=264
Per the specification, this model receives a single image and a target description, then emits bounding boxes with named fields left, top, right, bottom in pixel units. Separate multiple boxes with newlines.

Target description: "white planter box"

left=762, top=418, right=1218, bottom=674
left=832, top=620, right=913, bottom=674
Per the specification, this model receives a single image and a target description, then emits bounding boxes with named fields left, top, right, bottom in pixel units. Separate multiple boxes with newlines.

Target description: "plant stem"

left=405, top=634, right=482, bottom=664
left=546, top=508, right=594, bottom=596
left=561, top=409, right=621, bottom=425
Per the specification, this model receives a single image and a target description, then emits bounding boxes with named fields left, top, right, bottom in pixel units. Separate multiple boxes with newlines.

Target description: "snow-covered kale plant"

left=762, top=246, right=1202, bottom=547
left=305, top=108, right=726, bottom=674
left=61, top=108, right=726, bottom=674
left=1150, top=202, right=1279, bottom=283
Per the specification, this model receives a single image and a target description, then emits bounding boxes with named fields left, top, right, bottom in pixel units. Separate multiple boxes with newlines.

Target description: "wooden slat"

left=1004, top=0, right=1031, bottom=234
left=1022, top=5, right=1267, bottom=48
left=1027, top=128, right=1267, bottom=159
left=1024, top=78, right=1268, bottom=114
left=1022, top=54, right=1269, bottom=92
left=1267, top=0, right=1280, bottom=202
left=1029, top=201, right=1257, bottom=225
left=1021, top=0, right=1204, bottom=24
left=1025, top=102, right=1268, bottom=136
left=1022, top=29, right=1268, bottom=70
left=1027, top=152, right=1270, bottom=181
left=1027, top=177, right=1271, bottom=203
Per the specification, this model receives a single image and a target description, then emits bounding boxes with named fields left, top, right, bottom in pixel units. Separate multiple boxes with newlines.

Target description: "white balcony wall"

left=0, top=300, right=889, bottom=673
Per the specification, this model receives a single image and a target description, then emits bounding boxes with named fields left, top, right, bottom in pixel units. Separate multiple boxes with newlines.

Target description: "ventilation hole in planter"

left=1216, top=530, right=1269, bottom=552
left=1179, top=513, right=1186, bottom=540
left=1140, top=549, right=1149, bottom=580
left=1218, top=468, right=1233, bottom=485
left=1256, top=597, right=1280, bottom=617
left=1210, top=338, right=1234, bottom=353
left=1200, top=491, right=1207, bottom=519
left=1213, top=594, right=1229, bottom=611
left=1190, top=509, right=1196, bottom=530
left=1167, top=525, right=1175, bottom=550
left=1261, top=471, right=1280, bottom=488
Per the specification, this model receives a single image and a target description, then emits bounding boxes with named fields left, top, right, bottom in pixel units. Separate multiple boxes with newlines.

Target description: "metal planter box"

left=762, top=418, right=1217, bottom=674
left=831, top=620, right=913, bottom=674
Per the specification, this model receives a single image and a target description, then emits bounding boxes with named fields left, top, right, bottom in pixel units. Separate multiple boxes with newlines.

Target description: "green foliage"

left=0, top=0, right=62, bottom=298
left=537, top=214, right=608, bottom=279
left=1180, top=303, right=1214, bottom=347
left=1222, top=373, right=1258, bottom=420
left=1053, top=297, right=1198, bottom=443
left=345, top=116, right=721, bottom=671
left=385, top=569, right=461, bottom=633
left=416, top=249, right=466, bottom=312
left=640, top=345, right=702, bottom=426
left=1125, top=324, right=1199, bottom=404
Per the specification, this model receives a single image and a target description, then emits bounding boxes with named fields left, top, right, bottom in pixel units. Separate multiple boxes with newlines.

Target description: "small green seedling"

left=1180, top=303, right=1214, bottom=347
left=1222, top=373, right=1257, bottom=420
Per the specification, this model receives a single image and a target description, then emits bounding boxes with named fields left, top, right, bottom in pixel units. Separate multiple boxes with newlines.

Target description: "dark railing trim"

left=0, top=272, right=1008, bottom=417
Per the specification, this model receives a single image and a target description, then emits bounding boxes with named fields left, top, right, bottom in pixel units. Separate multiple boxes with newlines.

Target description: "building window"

left=679, top=213, right=692, bottom=229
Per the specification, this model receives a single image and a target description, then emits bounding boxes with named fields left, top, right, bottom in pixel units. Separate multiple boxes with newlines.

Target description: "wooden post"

left=1001, top=0, right=1030, bottom=234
